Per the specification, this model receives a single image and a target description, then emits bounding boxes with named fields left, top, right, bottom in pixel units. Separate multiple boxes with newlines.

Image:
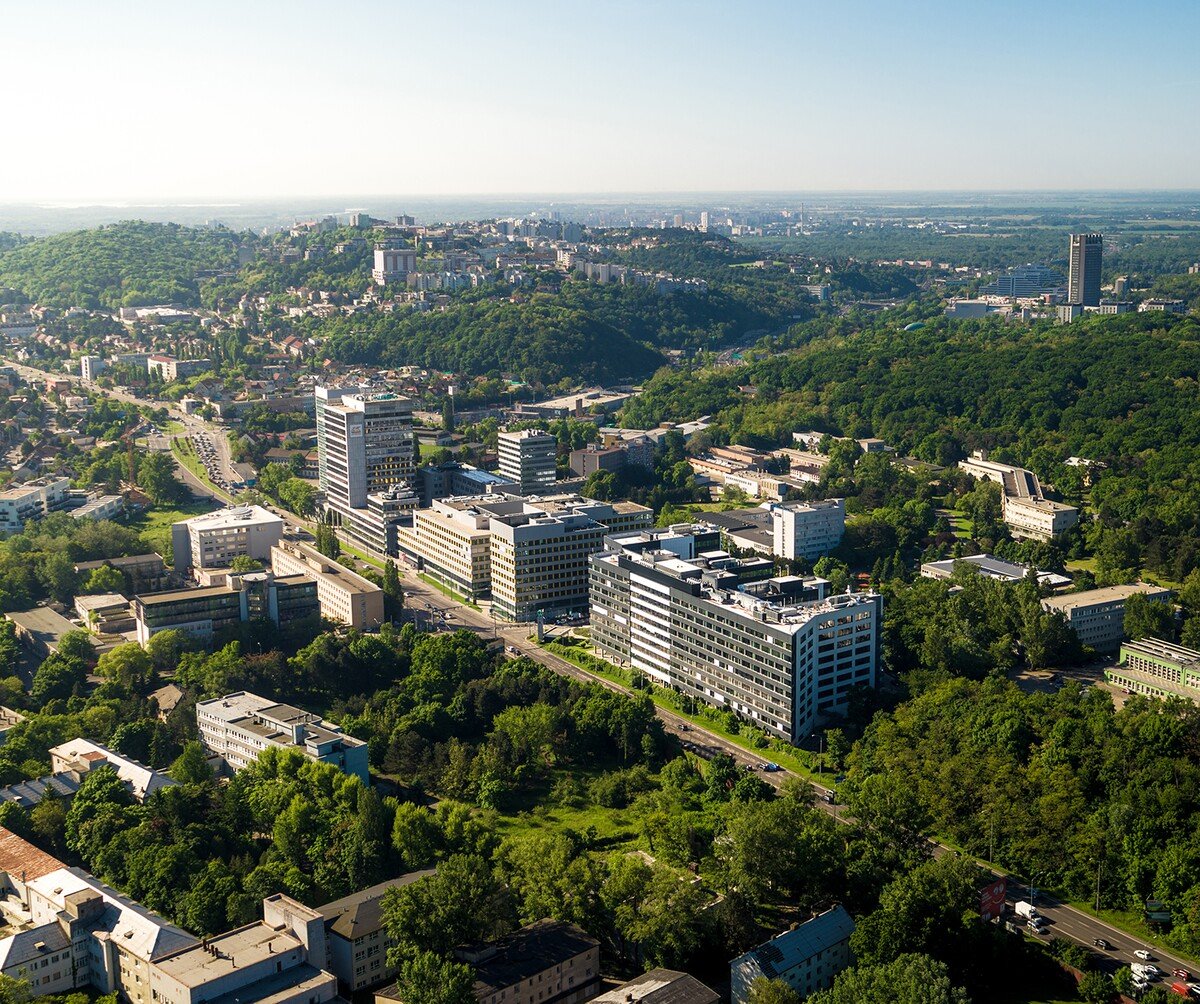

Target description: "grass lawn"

left=126, top=499, right=218, bottom=556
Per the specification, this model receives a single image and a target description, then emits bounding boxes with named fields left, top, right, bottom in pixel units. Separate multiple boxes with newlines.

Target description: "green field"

left=126, top=499, right=217, bottom=558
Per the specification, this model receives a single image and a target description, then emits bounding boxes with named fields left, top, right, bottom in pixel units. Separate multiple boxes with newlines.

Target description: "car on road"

left=1136, top=950, right=1156, bottom=961
left=823, top=790, right=837, bottom=804
left=1174, top=969, right=1191, bottom=980
left=1092, top=938, right=1110, bottom=950
left=760, top=762, right=782, bottom=772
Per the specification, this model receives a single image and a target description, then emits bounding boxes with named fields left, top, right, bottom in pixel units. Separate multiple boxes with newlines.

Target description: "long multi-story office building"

left=1041, top=583, right=1172, bottom=651
left=1068, top=232, right=1103, bottom=306
left=979, top=264, right=1066, bottom=299
left=270, top=540, right=385, bottom=629
left=171, top=504, right=283, bottom=575
left=195, top=690, right=369, bottom=782
left=590, top=526, right=881, bottom=743
left=498, top=429, right=557, bottom=494
left=317, top=385, right=419, bottom=553
left=396, top=492, right=653, bottom=618
left=1106, top=638, right=1200, bottom=704
left=134, top=571, right=319, bottom=645
left=958, top=451, right=1078, bottom=541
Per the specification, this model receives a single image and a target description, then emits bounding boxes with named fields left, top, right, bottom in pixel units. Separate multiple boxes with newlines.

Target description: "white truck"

left=1014, top=901, right=1039, bottom=921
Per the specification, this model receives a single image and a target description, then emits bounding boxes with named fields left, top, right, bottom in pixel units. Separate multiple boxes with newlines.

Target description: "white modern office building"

left=498, top=429, right=557, bottom=495
left=770, top=499, right=846, bottom=561
left=195, top=691, right=369, bottom=783
left=0, top=477, right=72, bottom=534
left=958, top=451, right=1078, bottom=541
left=590, top=527, right=882, bottom=743
left=170, top=504, right=283, bottom=576
left=270, top=540, right=385, bottom=630
left=316, top=386, right=418, bottom=553
left=371, top=246, right=417, bottom=286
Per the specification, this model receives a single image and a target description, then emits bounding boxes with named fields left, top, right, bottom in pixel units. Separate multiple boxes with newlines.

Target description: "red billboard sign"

left=980, top=878, right=1007, bottom=920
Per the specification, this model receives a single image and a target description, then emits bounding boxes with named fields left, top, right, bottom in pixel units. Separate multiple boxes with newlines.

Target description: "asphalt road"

left=10, top=356, right=1191, bottom=978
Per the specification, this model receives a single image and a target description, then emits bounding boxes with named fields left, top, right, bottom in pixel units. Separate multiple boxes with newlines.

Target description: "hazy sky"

left=5, top=0, right=1198, bottom=200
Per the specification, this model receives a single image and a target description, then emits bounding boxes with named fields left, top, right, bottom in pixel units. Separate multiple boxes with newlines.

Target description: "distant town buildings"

left=1067, top=233, right=1103, bottom=307
left=195, top=691, right=369, bottom=782
left=372, top=246, right=417, bottom=286
left=730, top=905, right=855, bottom=1003
left=590, top=525, right=881, bottom=743
left=1041, top=583, right=1172, bottom=651
left=979, top=264, right=1065, bottom=298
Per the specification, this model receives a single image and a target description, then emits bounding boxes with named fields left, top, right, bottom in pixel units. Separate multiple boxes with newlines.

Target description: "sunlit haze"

left=6, top=0, right=1200, bottom=200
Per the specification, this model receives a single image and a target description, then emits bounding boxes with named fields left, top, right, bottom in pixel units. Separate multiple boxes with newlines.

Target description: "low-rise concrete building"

left=1106, top=638, right=1200, bottom=704
left=134, top=571, right=319, bottom=646
left=270, top=541, right=385, bottom=630
left=171, top=505, right=284, bottom=576
left=920, top=553, right=1072, bottom=590
left=0, top=477, right=71, bottom=534
left=593, top=970, right=718, bottom=1004
left=958, top=451, right=1078, bottom=541
left=196, top=691, right=369, bottom=783
left=375, top=919, right=600, bottom=1004
left=1041, top=583, right=1173, bottom=651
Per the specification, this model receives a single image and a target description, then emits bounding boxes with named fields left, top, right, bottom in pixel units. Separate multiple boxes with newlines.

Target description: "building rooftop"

left=920, top=554, right=1072, bottom=589
left=75, top=552, right=165, bottom=572
left=271, top=541, right=381, bottom=596
left=0, top=921, right=70, bottom=972
left=465, top=920, right=598, bottom=995
left=49, top=738, right=174, bottom=801
left=1121, top=638, right=1200, bottom=666
left=1042, top=582, right=1171, bottom=614
left=0, top=825, right=68, bottom=881
left=732, top=905, right=855, bottom=981
left=182, top=504, right=282, bottom=533
left=153, top=918, right=307, bottom=988
left=317, top=869, right=435, bottom=940
left=592, top=969, right=719, bottom=1004
left=4, top=606, right=77, bottom=651
left=204, top=963, right=333, bottom=1004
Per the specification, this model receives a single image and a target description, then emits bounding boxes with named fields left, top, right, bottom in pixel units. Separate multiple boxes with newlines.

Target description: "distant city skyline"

left=6, top=0, right=1200, bottom=200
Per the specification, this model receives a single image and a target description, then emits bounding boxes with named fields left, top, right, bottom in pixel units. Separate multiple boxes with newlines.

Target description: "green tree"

left=1123, top=593, right=1175, bottom=643
left=809, top=953, right=970, bottom=1004
left=82, top=563, right=125, bottom=594
left=229, top=555, right=264, bottom=573
left=137, top=452, right=184, bottom=504
left=95, top=642, right=153, bottom=689
left=170, top=741, right=213, bottom=784
left=314, top=522, right=340, bottom=559
left=395, top=950, right=474, bottom=1004
left=1077, top=971, right=1114, bottom=1004
left=746, top=978, right=803, bottom=1004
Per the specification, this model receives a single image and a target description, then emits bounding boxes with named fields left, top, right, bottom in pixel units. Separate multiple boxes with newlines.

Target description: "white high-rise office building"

left=770, top=499, right=846, bottom=561
left=590, top=526, right=882, bottom=743
left=498, top=429, right=557, bottom=494
left=316, top=386, right=418, bottom=553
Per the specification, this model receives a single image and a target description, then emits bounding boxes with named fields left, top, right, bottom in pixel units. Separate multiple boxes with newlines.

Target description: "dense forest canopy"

left=0, top=221, right=242, bottom=309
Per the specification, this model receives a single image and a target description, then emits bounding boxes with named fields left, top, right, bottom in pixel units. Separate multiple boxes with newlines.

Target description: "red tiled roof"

left=0, top=827, right=66, bottom=880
